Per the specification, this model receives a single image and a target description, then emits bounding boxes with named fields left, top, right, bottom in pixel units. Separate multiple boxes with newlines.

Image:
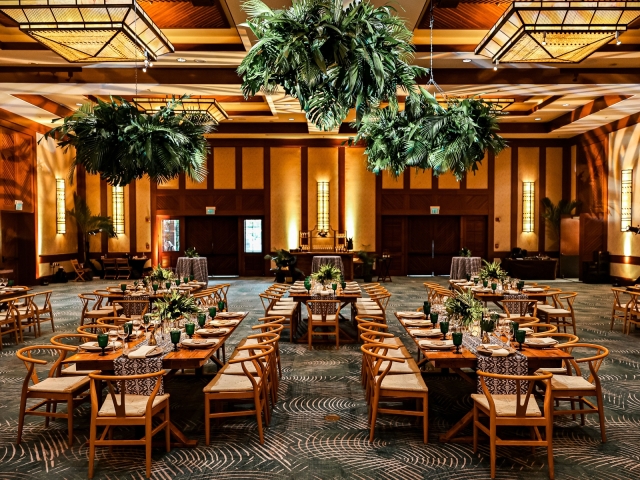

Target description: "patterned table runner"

left=463, top=333, right=528, bottom=394
left=114, top=335, right=175, bottom=395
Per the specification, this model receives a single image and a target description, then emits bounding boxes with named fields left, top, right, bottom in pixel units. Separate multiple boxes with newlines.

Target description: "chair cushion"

left=536, top=305, right=554, bottom=311
left=545, top=309, right=571, bottom=315
left=203, top=373, right=261, bottom=393
left=267, top=309, right=293, bottom=316
left=310, top=314, right=338, bottom=321
left=383, top=337, right=403, bottom=346
left=61, top=364, right=99, bottom=376
left=28, top=375, right=90, bottom=393
left=471, top=394, right=542, bottom=417
left=220, top=362, right=258, bottom=375
left=498, top=313, right=531, bottom=318
left=381, top=346, right=410, bottom=358
left=98, top=393, right=169, bottom=417
left=278, top=298, right=295, bottom=302
left=358, top=309, right=384, bottom=315
left=376, top=373, right=428, bottom=392
left=550, top=375, right=595, bottom=391
left=535, top=367, right=567, bottom=375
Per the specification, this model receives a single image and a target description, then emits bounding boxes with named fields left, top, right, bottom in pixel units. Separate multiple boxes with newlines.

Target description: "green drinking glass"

left=511, top=321, right=520, bottom=341
left=152, top=283, right=159, bottom=293
left=423, top=301, right=431, bottom=315
left=142, top=277, right=149, bottom=287
left=516, top=329, right=527, bottom=351
left=332, top=283, right=337, bottom=293
left=208, top=307, right=217, bottom=319
left=518, top=280, right=525, bottom=291
left=185, top=322, right=195, bottom=339
left=165, top=282, right=171, bottom=290
left=120, top=283, right=127, bottom=293
left=430, top=312, right=438, bottom=328
left=440, top=321, right=449, bottom=340
left=175, top=279, right=181, bottom=286
left=7, top=280, right=14, bottom=287
left=97, top=333, right=109, bottom=356
left=491, top=283, right=497, bottom=292
left=124, top=322, right=133, bottom=338
left=482, top=279, right=488, bottom=288
left=170, top=329, right=181, bottom=351
left=466, top=273, right=471, bottom=281
left=304, top=281, right=311, bottom=293
left=218, top=301, right=225, bottom=312
left=197, top=313, right=207, bottom=328
left=133, top=280, right=139, bottom=288
left=341, top=281, right=347, bottom=290
left=452, top=331, right=463, bottom=354
left=473, top=277, right=479, bottom=285
left=184, top=277, right=189, bottom=284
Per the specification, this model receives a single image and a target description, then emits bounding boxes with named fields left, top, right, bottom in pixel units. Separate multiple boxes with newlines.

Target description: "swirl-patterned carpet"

left=0, top=277, right=638, bottom=479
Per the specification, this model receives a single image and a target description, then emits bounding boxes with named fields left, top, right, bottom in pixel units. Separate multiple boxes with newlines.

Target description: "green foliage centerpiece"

left=185, top=247, right=199, bottom=258
left=459, top=247, right=472, bottom=258
left=351, top=88, right=506, bottom=179
left=311, top=264, right=342, bottom=288
left=478, top=260, right=507, bottom=282
left=41, top=96, right=212, bottom=186
left=238, top=0, right=427, bottom=131
left=155, top=290, right=199, bottom=322
left=150, top=266, right=174, bottom=284
left=445, top=289, right=484, bottom=329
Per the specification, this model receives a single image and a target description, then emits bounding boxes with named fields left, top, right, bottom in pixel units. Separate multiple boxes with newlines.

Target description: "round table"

left=175, top=257, right=209, bottom=284
left=311, top=256, right=345, bottom=275
left=449, top=256, right=482, bottom=280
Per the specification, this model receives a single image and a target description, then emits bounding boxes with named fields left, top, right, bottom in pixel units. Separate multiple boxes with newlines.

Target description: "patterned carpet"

left=0, top=277, right=639, bottom=479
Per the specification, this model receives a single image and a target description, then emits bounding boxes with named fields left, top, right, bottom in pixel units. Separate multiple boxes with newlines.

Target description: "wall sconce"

left=522, top=182, right=535, bottom=233
left=621, top=169, right=633, bottom=232
left=317, top=181, right=330, bottom=236
left=56, top=178, right=65, bottom=234
left=112, top=186, right=125, bottom=235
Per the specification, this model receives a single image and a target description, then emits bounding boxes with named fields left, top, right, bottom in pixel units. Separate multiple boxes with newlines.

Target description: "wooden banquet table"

left=394, top=311, right=573, bottom=443
left=0, top=286, right=31, bottom=300
left=64, top=311, right=248, bottom=447
left=449, top=280, right=558, bottom=308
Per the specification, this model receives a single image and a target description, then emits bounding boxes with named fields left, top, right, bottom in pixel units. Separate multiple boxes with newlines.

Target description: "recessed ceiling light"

left=562, top=103, right=569, bottom=106
left=227, top=118, right=233, bottom=120
left=289, top=118, right=295, bottom=121
left=194, top=59, right=205, bottom=63
left=463, top=59, right=472, bottom=63
left=177, top=58, right=186, bottom=62
left=535, top=117, right=542, bottom=121
left=76, top=103, right=83, bottom=106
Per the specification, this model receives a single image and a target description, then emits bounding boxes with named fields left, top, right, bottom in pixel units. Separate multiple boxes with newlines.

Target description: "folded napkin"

left=520, top=327, right=534, bottom=335
left=396, top=311, right=425, bottom=317
left=80, top=341, right=99, bottom=349
left=211, top=319, right=239, bottom=326
left=526, top=337, right=557, bottom=345
left=403, top=319, right=432, bottom=326
left=419, top=339, right=453, bottom=347
left=409, top=329, right=440, bottom=337
left=128, top=345, right=158, bottom=359
left=479, top=345, right=510, bottom=356
left=524, top=287, right=544, bottom=293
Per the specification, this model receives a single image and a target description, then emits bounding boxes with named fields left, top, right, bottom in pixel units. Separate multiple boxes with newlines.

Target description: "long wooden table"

left=449, top=281, right=559, bottom=309
left=64, top=311, right=248, bottom=447
left=394, top=311, right=573, bottom=443
left=287, top=290, right=362, bottom=343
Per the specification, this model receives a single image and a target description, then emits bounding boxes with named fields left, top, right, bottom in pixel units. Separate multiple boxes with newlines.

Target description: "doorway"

left=1, top=211, right=36, bottom=285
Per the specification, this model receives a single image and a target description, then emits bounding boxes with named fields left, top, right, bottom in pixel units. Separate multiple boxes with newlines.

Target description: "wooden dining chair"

left=0, top=298, right=21, bottom=350
left=306, top=300, right=341, bottom=349
left=543, top=343, right=609, bottom=443
left=361, top=343, right=429, bottom=443
left=538, top=292, right=578, bottom=334
left=32, top=290, right=55, bottom=335
left=87, top=371, right=170, bottom=479
left=203, top=344, right=273, bottom=445
left=70, top=259, right=92, bottom=281
left=16, top=345, right=91, bottom=447
left=498, top=298, right=538, bottom=319
left=610, top=288, right=633, bottom=331
left=472, top=371, right=555, bottom=480
left=15, top=294, right=39, bottom=340
left=354, top=315, right=387, bottom=342
left=527, top=323, right=559, bottom=336
left=253, top=317, right=286, bottom=377
left=115, top=258, right=132, bottom=279
left=79, top=293, right=121, bottom=326
left=50, top=333, right=100, bottom=376
left=113, top=297, right=149, bottom=320
left=77, top=324, right=112, bottom=336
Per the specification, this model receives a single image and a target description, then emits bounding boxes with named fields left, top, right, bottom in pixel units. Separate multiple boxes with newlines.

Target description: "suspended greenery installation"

left=41, top=96, right=212, bottom=186
left=238, top=0, right=427, bottom=131
left=350, top=88, right=507, bottom=180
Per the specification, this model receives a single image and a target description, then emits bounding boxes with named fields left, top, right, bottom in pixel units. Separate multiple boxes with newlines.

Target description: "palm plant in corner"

left=238, top=0, right=427, bottom=131
left=41, top=95, right=212, bottom=186
left=67, top=194, right=117, bottom=267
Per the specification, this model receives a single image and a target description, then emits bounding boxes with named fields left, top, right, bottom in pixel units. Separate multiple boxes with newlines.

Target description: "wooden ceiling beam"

left=549, top=95, right=631, bottom=131
left=12, top=94, right=74, bottom=118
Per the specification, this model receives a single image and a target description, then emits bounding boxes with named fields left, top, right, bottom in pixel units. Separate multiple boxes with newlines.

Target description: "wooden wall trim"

left=129, top=180, right=137, bottom=254
left=510, top=147, right=519, bottom=249
left=39, top=252, right=79, bottom=264
left=207, top=146, right=214, bottom=190
left=610, top=255, right=640, bottom=266
left=562, top=145, right=571, bottom=201
left=338, top=147, right=345, bottom=232
left=539, top=147, right=546, bottom=252
left=488, top=151, right=495, bottom=260
left=301, top=147, right=308, bottom=231
left=0, top=107, right=50, bottom=135
left=264, top=147, right=271, bottom=256
left=151, top=180, right=158, bottom=265
left=100, top=179, right=108, bottom=254
left=235, top=146, right=242, bottom=190
left=375, top=173, right=382, bottom=253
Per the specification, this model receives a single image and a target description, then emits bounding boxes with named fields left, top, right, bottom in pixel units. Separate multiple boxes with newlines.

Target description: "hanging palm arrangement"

left=41, top=96, right=211, bottom=187
left=351, top=88, right=507, bottom=180
left=238, top=0, right=426, bottom=131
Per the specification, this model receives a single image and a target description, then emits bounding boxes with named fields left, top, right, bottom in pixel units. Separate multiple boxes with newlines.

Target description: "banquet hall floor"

left=0, top=277, right=638, bottom=479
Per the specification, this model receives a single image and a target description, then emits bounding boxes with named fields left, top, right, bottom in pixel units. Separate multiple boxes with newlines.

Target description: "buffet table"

left=500, top=258, right=558, bottom=280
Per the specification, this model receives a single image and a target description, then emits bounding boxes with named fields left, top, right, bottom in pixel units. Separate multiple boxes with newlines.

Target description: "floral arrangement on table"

left=478, top=260, right=507, bottom=282
left=155, top=290, right=199, bottom=321
left=149, top=266, right=174, bottom=283
left=311, top=264, right=342, bottom=286
left=445, top=290, right=484, bottom=327
left=459, top=247, right=472, bottom=257
left=185, top=247, right=199, bottom=258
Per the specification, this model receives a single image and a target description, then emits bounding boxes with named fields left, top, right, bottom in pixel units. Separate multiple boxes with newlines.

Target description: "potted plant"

left=357, top=250, right=376, bottom=283
left=459, top=247, right=472, bottom=257
left=346, top=238, right=354, bottom=251
left=478, top=260, right=507, bottom=283
left=41, top=96, right=212, bottom=186
left=155, top=290, right=199, bottom=326
left=149, top=266, right=174, bottom=284
left=541, top=197, right=580, bottom=246
left=445, top=290, right=484, bottom=331
left=311, top=264, right=342, bottom=289
left=265, top=249, right=304, bottom=283
left=66, top=194, right=117, bottom=275
left=185, top=247, right=199, bottom=258
left=238, top=0, right=426, bottom=131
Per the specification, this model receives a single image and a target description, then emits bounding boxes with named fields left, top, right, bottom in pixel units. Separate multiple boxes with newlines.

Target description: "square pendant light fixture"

left=112, top=186, right=125, bottom=235
left=475, top=2, right=640, bottom=64
left=0, top=0, right=174, bottom=63
left=133, top=97, right=228, bottom=125
left=522, top=182, right=535, bottom=233
left=317, top=181, right=330, bottom=235
left=56, top=178, right=65, bottom=234
left=621, top=169, right=633, bottom=231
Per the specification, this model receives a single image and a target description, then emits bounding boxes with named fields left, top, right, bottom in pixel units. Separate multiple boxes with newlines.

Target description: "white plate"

left=403, top=320, right=432, bottom=327
left=419, top=340, right=454, bottom=350
left=524, top=338, right=558, bottom=348
left=216, top=312, right=243, bottom=318
left=182, top=338, right=218, bottom=349
left=196, top=328, right=226, bottom=337
left=397, top=312, right=425, bottom=318
left=210, top=319, right=239, bottom=327
left=524, top=288, right=544, bottom=293
left=80, top=341, right=122, bottom=352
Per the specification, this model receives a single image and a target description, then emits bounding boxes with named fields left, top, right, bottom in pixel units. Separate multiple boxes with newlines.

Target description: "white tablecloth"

left=449, top=257, right=482, bottom=280
left=176, top=257, right=208, bottom=284
left=311, top=256, right=344, bottom=275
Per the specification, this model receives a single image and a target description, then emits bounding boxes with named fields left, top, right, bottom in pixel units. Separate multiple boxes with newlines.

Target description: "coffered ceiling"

left=0, top=0, right=639, bottom=139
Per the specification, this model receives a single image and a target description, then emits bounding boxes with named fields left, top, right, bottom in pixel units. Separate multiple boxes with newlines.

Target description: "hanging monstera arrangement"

left=238, top=0, right=427, bottom=131
left=351, top=88, right=507, bottom=180
left=41, top=96, right=211, bottom=186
